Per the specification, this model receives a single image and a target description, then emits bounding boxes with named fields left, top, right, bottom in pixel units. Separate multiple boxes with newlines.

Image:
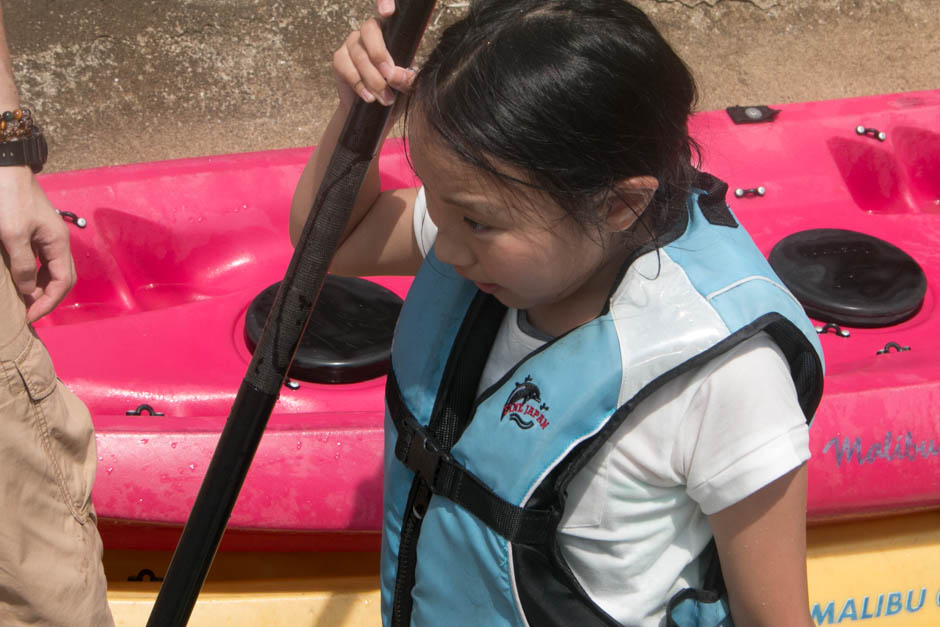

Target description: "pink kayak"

left=35, top=90, right=940, bottom=552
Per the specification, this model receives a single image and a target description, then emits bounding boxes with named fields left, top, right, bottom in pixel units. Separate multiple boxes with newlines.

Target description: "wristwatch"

left=0, top=130, right=48, bottom=173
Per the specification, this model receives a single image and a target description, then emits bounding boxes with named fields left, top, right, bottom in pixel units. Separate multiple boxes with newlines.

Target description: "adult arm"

left=709, top=463, right=814, bottom=626
left=0, top=4, right=74, bottom=321
left=289, top=2, right=421, bottom=277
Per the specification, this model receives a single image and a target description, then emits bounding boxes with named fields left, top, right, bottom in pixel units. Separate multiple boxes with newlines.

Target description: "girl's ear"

left=605, top=176, right=659, bottom=232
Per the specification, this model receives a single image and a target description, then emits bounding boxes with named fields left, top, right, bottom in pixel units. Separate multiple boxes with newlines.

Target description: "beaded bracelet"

left=0, top=107, right=37, bottom=143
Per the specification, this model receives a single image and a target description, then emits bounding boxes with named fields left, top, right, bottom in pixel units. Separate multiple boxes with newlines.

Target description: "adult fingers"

left=5, top=236, right=38, bottom=297
left=26, top=237, right=74, bottom=323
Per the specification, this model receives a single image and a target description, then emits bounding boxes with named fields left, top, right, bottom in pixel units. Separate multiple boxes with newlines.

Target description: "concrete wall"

left=5, top=0, right=938, bottom=173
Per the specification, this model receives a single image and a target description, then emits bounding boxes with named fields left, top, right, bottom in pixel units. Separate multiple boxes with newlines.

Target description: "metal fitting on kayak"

left=726, top=105, right=781, bottom=124
left=56, top=209, right=87, bottom=228
left=126, top=404, right=164, bottom=416
left=735, top=187, right=766, bottom=198
left=815, top=322, right=850, bottom=338
left=285, top=379, right=301, bottom=390
left=128, top=569, right=164, bottom=582
left=877, top=342, right=911, bottom=355
left=856, top=125, right=887, bottom=141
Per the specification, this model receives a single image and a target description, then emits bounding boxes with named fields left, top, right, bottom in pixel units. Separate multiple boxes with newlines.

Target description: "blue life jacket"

left=381, top=175, right=824, bottom=626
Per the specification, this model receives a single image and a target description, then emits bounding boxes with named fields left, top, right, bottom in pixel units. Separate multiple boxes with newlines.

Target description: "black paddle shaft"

left=146, top=3, right=436, bottom=625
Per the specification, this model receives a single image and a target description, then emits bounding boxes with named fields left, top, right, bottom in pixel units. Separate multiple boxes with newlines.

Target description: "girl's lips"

left=474, top=281, right=499, bottom=294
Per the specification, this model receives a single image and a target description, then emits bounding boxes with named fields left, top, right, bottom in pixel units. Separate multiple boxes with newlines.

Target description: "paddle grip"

left=146, top=2, right=436, bottom=625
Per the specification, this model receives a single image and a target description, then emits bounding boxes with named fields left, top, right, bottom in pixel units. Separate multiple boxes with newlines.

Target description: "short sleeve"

left=412, top=187, right=438, bottom=258
left=681, top=334, right=811, bottom=515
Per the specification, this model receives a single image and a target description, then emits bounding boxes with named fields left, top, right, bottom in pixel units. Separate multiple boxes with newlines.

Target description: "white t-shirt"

left=413, top=188, right=810, bottom=626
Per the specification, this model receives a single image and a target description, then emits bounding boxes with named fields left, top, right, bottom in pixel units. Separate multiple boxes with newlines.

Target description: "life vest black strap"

left=693, top=171, right=738, bottom=228
left=388, top=371, right=560, bottom=545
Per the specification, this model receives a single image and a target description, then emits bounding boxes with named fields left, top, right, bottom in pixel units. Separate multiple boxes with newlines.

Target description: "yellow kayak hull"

left=108, top=510, right=940, bottom=626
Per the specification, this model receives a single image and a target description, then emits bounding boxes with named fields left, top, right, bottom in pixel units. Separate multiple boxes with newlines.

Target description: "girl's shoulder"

left=603, top=332, right=809, bottom=507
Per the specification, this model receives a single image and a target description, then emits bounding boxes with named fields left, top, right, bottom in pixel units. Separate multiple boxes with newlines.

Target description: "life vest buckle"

left=398, top=424, right=450, bottom=488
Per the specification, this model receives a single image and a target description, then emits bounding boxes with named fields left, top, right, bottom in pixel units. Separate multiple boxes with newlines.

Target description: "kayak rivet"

left=285, top=379, right=300, bottom=390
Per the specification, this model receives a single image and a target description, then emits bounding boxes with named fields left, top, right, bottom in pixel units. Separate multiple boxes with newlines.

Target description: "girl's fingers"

left=376, top=0, right=395, bottom=17
left=335, top=30, right=393, bottom=106
left=333, top=15, right=414, bottom=108
left=333, top=41, right=370, bottom=106
left=358, top=19, right=397, bottom=97
left=385, top=65, right=417, bottom=92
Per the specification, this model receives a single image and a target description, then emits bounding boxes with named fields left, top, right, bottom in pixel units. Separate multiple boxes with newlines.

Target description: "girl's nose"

left=434, top=229, right=474, bottom=269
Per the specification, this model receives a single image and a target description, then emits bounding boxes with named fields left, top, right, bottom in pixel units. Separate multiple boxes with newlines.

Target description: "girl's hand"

left=332, top=1, right=417, bottom=111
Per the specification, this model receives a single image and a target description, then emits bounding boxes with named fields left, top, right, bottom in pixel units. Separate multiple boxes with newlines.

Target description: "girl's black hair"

left=407, top=0, right=699, bottom=240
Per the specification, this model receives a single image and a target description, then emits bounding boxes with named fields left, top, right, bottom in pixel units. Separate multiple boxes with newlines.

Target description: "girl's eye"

left=463, top=217, right=490, bottom=233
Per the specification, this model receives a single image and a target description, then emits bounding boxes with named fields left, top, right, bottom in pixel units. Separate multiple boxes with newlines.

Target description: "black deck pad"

left=769, top=228, right=926, bottom=328
left=245, top=276, right=403, bottom=384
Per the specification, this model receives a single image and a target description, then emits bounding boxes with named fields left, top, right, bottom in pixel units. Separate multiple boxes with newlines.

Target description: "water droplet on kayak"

left=189, top=463, right=197, bottom=471
left=170, top=442, right=178, bottom=449
left=296, top=441, right=302, bottom=450
left=140, top=438, right=149, bottom=444
left=98, top=456, right=104, bottom=462
left=196, top=216, right=204, bottom=223
left=106, top=466, right=113, bottom=475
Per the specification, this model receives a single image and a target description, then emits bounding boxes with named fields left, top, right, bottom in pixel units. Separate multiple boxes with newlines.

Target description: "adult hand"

left=333, top=0, right=417, bottom=112
left=0, top=166, right=74, bottom=322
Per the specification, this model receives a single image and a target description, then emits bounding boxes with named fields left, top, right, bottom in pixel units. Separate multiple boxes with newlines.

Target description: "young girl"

left=291, top=1, right=823, bottom=625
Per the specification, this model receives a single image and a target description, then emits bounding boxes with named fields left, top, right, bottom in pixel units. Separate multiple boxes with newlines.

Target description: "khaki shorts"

left=0, top=259, right=113, bottom=626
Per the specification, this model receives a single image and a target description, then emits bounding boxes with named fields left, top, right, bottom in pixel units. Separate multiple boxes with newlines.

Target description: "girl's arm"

left=708, top=463, right=814, bottom=626
left=289, top=9, right=422, bottom=277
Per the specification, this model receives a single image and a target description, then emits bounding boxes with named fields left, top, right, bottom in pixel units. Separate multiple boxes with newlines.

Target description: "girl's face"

left=409, top=123, right=636, bottom=336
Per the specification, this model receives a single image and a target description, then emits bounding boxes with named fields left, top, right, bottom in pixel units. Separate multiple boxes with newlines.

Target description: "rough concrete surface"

left=5, top=0, right=938, bottom=173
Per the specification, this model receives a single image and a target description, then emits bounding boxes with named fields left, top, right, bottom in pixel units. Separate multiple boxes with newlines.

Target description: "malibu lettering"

left=821, top=431, right=940, bottom=467
left=812, top=588, right=931, bottom=624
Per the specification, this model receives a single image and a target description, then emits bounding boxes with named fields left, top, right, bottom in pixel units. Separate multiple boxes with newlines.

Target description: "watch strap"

left=0, top=132, right=48, bottom=174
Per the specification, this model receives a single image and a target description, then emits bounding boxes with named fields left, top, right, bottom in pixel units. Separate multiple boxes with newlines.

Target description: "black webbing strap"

left=387, top=372, right=560, bottom=545
left=692, top=171, right=738, bottom=228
